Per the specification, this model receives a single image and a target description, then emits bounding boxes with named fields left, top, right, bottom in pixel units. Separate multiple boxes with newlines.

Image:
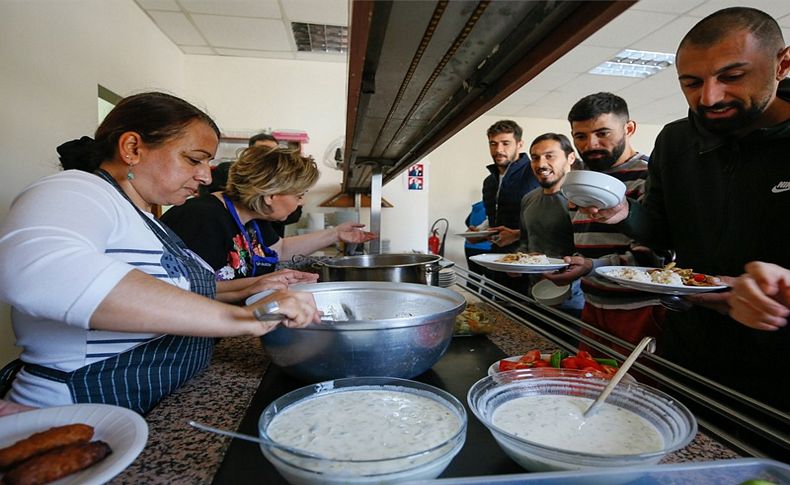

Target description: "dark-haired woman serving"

left=0, top=92, right=320, bottom=414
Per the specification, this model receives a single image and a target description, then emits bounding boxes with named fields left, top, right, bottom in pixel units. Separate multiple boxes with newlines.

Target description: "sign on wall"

left=407, top=164, right=424, bottom=190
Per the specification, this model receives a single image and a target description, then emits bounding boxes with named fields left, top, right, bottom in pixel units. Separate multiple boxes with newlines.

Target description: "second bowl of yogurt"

left=467, top=368, right=696, bottom=472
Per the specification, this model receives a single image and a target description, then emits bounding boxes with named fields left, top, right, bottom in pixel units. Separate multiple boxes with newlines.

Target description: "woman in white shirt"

left=0, top=92, right=320, bottom=413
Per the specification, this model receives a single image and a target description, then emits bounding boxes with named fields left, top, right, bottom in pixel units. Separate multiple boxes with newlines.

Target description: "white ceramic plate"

left=455, top=230, right=499, bottom=238
left=595, top=266, right=728, bottom=295
left=0, top=403, right=148, bottom=485
left=488, top=355, right=636, bottom=383
left=470, top=254, right=568, bottom=274
left=561, top=171, right=626, bottom=209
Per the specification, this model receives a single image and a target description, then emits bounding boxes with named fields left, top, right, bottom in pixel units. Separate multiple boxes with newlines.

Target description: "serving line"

left=109, top=269, right=744, bottom=484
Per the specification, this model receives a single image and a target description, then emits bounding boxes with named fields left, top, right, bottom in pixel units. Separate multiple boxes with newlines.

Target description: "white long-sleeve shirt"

left=0, top=170, right=190, bottom=406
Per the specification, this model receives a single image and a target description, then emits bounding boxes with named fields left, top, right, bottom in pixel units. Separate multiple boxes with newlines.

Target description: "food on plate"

left=0, top=423, right=94, bottom=469
left=497, top=349, right=619, bottom=378
left=608, top=263, right=720, bottom=287
left=496, top=252, right=550, bottom=265
left=454, top=303, right=494, bottom=335
left=2, top=440, right=112, bottom=485
left=492, top=394, right=663, bottom=454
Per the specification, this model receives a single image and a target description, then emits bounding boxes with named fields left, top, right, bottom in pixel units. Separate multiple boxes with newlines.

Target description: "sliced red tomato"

left=499, top=359, right=535, bottom=371
left=600, top=364, right=618, bottom=376
left=519, top=350, right=542, bottom=364
left=532, top=359, right=551, bottom=368
left=561, top=357, right=579, bottom=369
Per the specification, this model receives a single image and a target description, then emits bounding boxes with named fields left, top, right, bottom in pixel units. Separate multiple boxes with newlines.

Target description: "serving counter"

left=109, top=286, right=741, bottom=484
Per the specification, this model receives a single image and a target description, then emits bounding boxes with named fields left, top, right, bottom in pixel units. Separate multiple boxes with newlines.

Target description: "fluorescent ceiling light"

left=292, top=22, right=348, bottom=53
left=589, top=49, right=675, bottom=79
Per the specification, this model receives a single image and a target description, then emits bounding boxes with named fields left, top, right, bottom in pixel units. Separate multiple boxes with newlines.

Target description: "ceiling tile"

left=181, top=45, right=215, bottom=54
left=501, top=89, right=551, bottom=106
left=148, top=10, right=206, bottom=45
left=179, top=0, right=281, bottom=18
left=554, top=73, right=640, bottom=97
left=688, top=0, right=790, bottom=19
left=281, top=0, right=348, bottom=26
left=214, top=48, right=295, bottom=59
left=546, top=45, right=620, bottom=74
left=522, top=70, right=575, bottom=92
left=629, top=0, right=705, bottom=14
left=628, top=15, right=702, bottom=53
left=192, top=15, right=291, bottom=50
left=135, top=0, right=180, bottom=11
left=510, top=104, right=571, bottom=120
left=295, top=51, right=347, bottom=62
left=581, top=10, right=678, bottom=49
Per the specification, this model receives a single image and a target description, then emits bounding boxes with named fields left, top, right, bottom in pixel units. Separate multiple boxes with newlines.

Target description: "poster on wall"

left=407, top=164, right=424, bottom=190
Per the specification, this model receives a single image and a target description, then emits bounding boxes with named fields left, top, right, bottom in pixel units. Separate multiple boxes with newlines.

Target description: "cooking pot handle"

left=438, top=258, right=455, bottom=269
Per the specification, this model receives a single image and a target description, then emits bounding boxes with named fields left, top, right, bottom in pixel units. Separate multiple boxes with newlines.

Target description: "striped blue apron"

left=0, top=170, right=217, bottom=414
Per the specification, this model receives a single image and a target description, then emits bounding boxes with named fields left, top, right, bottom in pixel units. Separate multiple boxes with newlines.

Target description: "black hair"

left=568, top=92, right=629, bottom=123
left=248, top=132, right=278, bottom=147
left=679, top=7, right=784, bottom=55
left=56, top=92, right=220, bottom=172
left=486, top=120, right=523, bottom=142
left=529, top=133, right=574, bottom=156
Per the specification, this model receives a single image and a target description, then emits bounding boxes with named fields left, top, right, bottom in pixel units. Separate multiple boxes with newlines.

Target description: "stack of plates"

left=439, top=267, right=456, bottom=287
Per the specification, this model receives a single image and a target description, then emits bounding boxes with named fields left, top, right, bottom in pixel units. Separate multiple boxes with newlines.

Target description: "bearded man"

left=577, top=7, right=790, bottom=410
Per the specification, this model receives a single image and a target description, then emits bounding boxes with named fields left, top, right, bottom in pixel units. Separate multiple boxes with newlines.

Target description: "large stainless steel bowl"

left=248, top=281, right=466, bottom=382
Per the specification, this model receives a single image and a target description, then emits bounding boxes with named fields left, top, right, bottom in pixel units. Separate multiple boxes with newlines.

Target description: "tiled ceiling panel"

left=191, top=14, right=291, bottom=50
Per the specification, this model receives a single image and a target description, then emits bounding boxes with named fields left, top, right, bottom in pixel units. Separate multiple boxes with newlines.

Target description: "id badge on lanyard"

left=223, top=195, right=279, bottom=276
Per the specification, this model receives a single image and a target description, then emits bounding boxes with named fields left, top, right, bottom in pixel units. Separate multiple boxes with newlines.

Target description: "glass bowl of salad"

left=468, top=369, right=697, bottom=472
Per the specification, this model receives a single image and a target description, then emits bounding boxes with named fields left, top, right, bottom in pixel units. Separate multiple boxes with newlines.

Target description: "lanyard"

left=222, top=194, right=279, bottom=276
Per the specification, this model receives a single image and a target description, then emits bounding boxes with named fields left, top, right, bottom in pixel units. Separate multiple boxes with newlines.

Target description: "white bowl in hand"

left=531, top=279, right=571, bottom=306
left=561, top=171, right=626, bottom=209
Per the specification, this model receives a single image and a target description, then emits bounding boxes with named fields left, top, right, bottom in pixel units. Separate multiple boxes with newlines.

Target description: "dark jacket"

left=481, top=153, right=540, bottom=251
left=618, top=79, right=790, bottom=409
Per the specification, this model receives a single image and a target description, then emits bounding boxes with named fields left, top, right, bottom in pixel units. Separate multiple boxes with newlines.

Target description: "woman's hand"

left=261, top=269, right=319, bottom=286
left=336, top=222, right=377, bottom=244
left=728, top=262, right=790, bottom=331
left=248, top=290, right=321, bottom=335
left=543, top=256, right=592, bottom=285
left=490, top=227, right=519, bottom=247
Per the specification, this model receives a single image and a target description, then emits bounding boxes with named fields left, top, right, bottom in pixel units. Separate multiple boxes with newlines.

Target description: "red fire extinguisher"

left=428, top=218, right=448, bottom=256
left=428, top=229, right=441, bottom=255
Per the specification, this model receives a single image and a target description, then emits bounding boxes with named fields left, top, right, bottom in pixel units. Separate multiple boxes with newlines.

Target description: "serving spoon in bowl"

left=582, top=336, right=656, bottom=419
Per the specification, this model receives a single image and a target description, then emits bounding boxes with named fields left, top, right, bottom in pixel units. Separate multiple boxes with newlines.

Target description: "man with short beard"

left=510, top=133, right=584, bottom=314
left=544, top=93, right=665, bottom=350
left=577, top=7, right=790, bottom=410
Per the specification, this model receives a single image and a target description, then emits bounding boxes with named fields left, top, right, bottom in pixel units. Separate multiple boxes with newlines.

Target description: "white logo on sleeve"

left=772, top=181, right=790, bottom=193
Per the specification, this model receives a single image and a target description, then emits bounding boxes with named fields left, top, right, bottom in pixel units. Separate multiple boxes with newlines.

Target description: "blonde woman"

left=162, top=146, right=376, bottom=281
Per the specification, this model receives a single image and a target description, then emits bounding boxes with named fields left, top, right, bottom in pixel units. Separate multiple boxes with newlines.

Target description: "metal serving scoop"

left=253, top=302, right=355, bottom=323
left=583, top=336, right=656, bottom=418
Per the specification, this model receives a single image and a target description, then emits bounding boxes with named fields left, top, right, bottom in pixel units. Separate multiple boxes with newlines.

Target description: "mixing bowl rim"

left=467, top=371, right=698, bottom=460
left=259, top=377, right=468, bottom=464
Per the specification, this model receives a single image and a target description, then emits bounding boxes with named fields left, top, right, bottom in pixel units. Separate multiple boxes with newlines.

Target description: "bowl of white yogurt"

left=467, top=369, right=696, bottom=473
left=258, top=377, right=467, bottom=485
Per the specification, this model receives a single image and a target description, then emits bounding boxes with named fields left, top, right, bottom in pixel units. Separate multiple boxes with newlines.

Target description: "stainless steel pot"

left=317, top=253, right=449, bottom=286
left=249, top=281, right=466, bottom=382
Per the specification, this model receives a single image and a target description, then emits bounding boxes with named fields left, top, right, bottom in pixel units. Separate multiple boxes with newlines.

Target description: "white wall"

left=0, top=0, right=185, bottom=366
left=428, top=115, right=664, bottom=269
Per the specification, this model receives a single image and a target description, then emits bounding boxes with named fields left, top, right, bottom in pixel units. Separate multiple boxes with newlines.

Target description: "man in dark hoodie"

left=481, top=120, right=540, bottom=252
left=584, top=7, right=790, bottom=410
left=474, top=120, right=539, bottom=295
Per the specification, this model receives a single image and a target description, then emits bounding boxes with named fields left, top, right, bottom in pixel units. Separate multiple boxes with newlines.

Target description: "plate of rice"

left=595, top=266, right=727, bottom=295
left=469, top=253, right=568, bottom=274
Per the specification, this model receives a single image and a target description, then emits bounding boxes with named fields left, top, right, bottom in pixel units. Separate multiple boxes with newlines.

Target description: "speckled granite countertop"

left=110, top=294, right=739, bottom=484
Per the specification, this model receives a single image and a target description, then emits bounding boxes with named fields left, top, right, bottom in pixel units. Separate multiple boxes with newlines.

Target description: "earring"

left=127, top=166, right=135, bottom=181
